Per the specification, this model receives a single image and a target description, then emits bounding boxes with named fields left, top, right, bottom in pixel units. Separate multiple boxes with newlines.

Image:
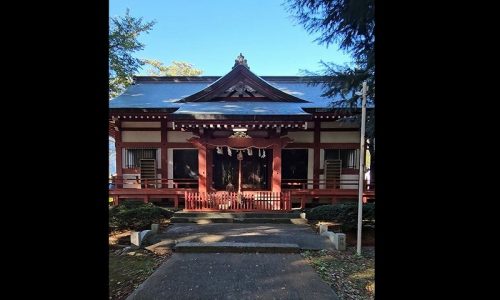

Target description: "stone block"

left=319, top=223, right=328, bottom=235
left=130, top=232, right=140, bottom=248
left=334, top=233, right=346, bottom=251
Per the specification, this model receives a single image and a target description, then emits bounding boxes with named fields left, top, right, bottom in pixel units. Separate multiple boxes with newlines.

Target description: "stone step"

left=174, top=242, right=300, bottom=253
left=170, top=217, right=308, bottom=224
left=173, top=212, right=301, bottom=219
left=170, top=217, right=234, bottom=223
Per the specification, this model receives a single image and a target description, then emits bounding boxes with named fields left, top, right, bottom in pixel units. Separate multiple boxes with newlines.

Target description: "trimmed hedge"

left=307, top=203, right=375, bottom=231
left=109, top=201, right=174, bottom=231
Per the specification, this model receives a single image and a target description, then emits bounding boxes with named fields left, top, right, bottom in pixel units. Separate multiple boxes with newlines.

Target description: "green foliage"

left=109, top=201, right=173, bottom=230
left=286, top=0, right=376, bottom=178
left=285, top=0, right=374, bottom=73
left=109, top=9, right=156, bottom=98
left=142, top=59, right=203, bottom=76
left=307, top=203, right=375, bottom=231
left=286, top=0, right=374, bottom=129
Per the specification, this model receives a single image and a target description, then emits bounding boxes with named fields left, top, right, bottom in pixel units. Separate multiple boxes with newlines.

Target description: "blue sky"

left=109, top=0, right=350, bottom=76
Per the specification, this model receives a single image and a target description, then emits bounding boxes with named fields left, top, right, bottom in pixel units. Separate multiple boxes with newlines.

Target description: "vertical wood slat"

left=267, top=192, right=270, bottom=210
left=276, top=192, right=278, bottom=210
left=192, top=192, right=194, bottom=210
left=263, top=191, right=266, bottom=210
left=185, top=191, right=291, bottom=211
left=269, top=192, right=271, bottom=210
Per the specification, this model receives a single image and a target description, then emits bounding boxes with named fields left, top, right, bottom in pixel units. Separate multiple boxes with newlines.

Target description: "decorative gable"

left=215, top=81, right=265, bottom=99
left=177, top=54, right=310, bottom=103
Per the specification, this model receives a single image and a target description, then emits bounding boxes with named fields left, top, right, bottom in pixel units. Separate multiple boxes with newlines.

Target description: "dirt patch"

left=109, top=248, right=172, bottom=300
left=302, top=247, right=375, bottom=300
left=346, top=228, right=375, bottom=247
left=109, top=225, right=173, bottom=300
left=109, top=230, right=132, bottom=248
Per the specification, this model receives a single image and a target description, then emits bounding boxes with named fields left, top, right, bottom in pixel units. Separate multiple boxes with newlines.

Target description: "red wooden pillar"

left=115, top=120, right=123, bottom=178
left=272, top=142, right=281, bottom=193
left=313, top=120, right=320, bottom=189
left=198, top=144, right=207, bottom=194
left=160, top=120, right=168, bottom=186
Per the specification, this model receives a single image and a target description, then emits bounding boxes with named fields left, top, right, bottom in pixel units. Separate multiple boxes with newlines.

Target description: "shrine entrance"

left=212, top=147, right=272, bottom=192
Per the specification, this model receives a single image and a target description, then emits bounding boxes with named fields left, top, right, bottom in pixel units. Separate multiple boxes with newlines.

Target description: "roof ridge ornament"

left=233, top=53, right=249, bottom=69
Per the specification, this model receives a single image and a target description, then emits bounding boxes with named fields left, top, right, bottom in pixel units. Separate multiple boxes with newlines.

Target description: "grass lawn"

left=302, top=247, right=375, bottom=300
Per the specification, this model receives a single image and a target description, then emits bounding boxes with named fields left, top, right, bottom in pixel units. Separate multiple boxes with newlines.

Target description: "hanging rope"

left=213, top=145, right=272, bottom=157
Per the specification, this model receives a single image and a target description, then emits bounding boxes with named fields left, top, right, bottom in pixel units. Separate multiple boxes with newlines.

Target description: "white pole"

left=357, top=81, right=367, bottom=256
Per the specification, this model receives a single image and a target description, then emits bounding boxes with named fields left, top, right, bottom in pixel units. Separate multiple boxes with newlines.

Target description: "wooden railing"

left=185, top=191, right=291, bottom=211
left=109, top=177, right=198, bottom=189
left=282, top=178, right=374, bottom=190
left=109, top=177, right=374, bottom=191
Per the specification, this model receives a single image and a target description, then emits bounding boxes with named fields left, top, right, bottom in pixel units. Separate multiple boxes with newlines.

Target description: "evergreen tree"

left=286, top=0, right=375, bottom=182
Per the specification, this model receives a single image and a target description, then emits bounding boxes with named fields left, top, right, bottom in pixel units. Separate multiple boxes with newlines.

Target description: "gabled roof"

left=178, top=62, right=310, bottom=103
left=108, top=54, right=371, bottom=113
left=109, top=77, right=336, bottom=109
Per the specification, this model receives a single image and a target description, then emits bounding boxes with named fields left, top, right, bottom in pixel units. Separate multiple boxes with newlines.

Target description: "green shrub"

left=109, top=201, right=174, bottom=230
left=307, top=203, right=375, bottom=231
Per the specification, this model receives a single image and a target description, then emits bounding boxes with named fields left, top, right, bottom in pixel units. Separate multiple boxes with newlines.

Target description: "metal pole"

left=357, top=81, right=367, bottom=256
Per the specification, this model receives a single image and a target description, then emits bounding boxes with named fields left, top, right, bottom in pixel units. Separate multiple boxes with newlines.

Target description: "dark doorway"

left=212, top=148, right=271, bottom=191
left=282, top=149, right=308, bottom=188
left=173, top=149, right=198, bottom=188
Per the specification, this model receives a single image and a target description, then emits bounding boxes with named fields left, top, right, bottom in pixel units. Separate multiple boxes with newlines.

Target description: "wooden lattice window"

left=124, top=148, right=157, bottom=168
left=324, top=149, right=360, bottom=169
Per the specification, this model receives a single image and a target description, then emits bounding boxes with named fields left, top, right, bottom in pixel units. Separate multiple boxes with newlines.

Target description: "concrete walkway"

left=129, top=223, right=339, bottom=299
left=127, top=252, right=339, bottom=300
left=146, top=223, right=334, bottom=251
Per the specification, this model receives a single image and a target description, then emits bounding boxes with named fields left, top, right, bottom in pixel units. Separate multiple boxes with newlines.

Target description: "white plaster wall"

left=319, top=174, right=325, bottom=189
left=340, top=174, right=359, bottom=189
left=156, top=149, right=161, bottom=168
left=122, top=131, right=161, bottom=142
left=121, top=121, right=161, bottom=128
left=285, top=131, right=314, bottom=143
left=308, top=149, right=314, bottom=189
left=167, top=131, right=195, bottom=143
left=156, top=173, right=162, bottom=188
left=320, top=132, right=360, bottom=143
left=319, top=149, right=325, bottom=169
left=319, top=149, right=326, bottom=189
